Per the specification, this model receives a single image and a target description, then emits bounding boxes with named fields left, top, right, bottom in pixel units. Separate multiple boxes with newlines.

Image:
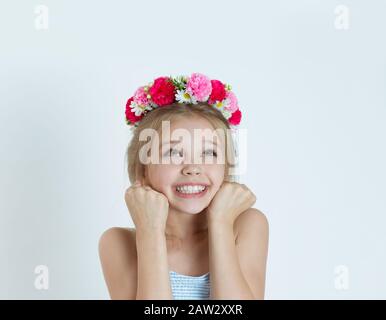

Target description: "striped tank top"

left=169, top=270, right=210, bottom=300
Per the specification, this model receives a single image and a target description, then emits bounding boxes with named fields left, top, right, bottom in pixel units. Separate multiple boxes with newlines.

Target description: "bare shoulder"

left=99, top=227, right=136, bottom=251
left=234, top=208, right=269, bottom=299
left=234, top=208, right=269, bottom=245
left=98, top=227, right=137, bottom=299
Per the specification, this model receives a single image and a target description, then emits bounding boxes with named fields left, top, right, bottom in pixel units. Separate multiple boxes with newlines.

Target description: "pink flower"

left=208, top=80, right=226, bottom=104
left=125, top=97, right=143, bottom=124
left=224, top=91, right=239, bottom=112
left=228, top=109, right=242, bottom=125
left=133, top=87, right=149, bottom=106
left=149, top=77, right=175, bottom=106
left=186, top=73, right=212, bottom=102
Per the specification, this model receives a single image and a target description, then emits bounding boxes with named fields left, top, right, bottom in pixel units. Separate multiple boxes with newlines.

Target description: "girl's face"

left=144, top=116, right=226, bottom=214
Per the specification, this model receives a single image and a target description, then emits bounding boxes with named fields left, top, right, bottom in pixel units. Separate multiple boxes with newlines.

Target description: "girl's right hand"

left=124, top=180, right=170, bottom=232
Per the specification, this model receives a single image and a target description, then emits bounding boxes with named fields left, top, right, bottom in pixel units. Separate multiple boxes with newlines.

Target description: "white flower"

left=175, top=89, right=198, bottom=104
left=131, top=101, right=152, bottom=116
left=211, top=98, right=230, bottom=111
left=222, top=109, right=232, bottom=120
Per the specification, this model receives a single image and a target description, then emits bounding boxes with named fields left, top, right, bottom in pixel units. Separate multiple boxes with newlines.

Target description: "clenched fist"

left=124, top=180, right=170, bottom=232
left=206, top=181, right=256, bottom=226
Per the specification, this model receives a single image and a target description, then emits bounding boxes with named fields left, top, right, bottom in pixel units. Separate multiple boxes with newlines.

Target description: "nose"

left=182, top=165, right=201, bottom=176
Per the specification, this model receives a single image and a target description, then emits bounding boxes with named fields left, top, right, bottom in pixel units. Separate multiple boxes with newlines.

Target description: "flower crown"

left=125, top=73, right=242, bottom=130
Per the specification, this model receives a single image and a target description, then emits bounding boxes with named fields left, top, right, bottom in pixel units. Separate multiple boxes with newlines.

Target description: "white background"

left=1, top=0, right=385, bottom=299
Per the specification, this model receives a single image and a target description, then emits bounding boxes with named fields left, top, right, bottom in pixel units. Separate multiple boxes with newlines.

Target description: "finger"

left=140, top=177, right=151, bottom=189
left=142, top=181, right=152, bottom=191
left=132, top=180, right=141, bottom=188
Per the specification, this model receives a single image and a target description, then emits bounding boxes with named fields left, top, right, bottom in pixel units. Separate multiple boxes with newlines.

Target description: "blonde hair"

left=125, top=102, right=237, bottom=184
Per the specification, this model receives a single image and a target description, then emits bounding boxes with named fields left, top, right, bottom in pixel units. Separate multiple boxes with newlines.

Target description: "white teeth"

left=176, top=185, right=206, bottom=194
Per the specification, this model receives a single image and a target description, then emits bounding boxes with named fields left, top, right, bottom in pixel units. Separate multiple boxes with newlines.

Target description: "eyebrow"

left=159, top=140, right=180, bottom=149
left=160, top=139, right=218, bottom=148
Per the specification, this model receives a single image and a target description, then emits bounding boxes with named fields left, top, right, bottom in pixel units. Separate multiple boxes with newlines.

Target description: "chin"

left=170, top=203, right=208, bottom=215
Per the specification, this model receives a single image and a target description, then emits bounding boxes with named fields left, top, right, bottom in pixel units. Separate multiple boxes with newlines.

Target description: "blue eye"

left=163, top=148, right=217, bottom=158
left=165, top=148, right=183, bottom=157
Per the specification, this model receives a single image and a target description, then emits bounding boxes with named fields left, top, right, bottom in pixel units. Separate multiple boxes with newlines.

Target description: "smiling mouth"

left=173, top=184, right=209, bottom=198
left=175, top=185, right=207, bottom=194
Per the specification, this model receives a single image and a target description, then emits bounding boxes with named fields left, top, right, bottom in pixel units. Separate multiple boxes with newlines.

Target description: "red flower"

left=149, top=77, right=176, bottom=106
left=228, top=109, right=242, bottom=125
left=208, top=80, right=226, bottom=104
left=125, top=97, right=143, bottom=124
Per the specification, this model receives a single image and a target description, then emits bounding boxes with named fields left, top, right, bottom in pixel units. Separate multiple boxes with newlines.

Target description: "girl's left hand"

left=206, top=181, right=257, bottom=227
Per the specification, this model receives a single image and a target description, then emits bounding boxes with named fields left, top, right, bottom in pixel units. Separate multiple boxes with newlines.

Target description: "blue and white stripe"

left=169, top=270, right=210, bottom=300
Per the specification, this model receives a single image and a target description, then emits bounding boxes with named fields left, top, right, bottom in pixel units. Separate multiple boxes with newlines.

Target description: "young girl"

left=98, top=73, right=269, bottom=300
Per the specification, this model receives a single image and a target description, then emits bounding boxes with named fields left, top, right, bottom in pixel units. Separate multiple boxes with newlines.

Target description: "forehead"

left=159, top=116, right=223, bottom=146
left=170, top=116, right=215, bottom=132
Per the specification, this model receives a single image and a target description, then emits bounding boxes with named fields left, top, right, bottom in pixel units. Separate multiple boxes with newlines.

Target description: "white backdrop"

left=1, top=0, right=385, bottom=299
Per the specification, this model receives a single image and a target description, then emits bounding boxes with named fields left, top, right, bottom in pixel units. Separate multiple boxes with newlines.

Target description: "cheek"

left=204, top=165, right=225, bottom=197
left=147, top=165, right=178, bottom=191
left=208, top=164, right=225, bottom=184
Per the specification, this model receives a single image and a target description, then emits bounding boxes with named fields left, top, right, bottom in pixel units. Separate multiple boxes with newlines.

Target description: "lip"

left=173, top=182, right=210, bottom=188
left=173, top=183, right=209, bottom=199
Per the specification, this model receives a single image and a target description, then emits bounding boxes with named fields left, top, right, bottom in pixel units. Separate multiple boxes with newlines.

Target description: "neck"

left=165, top=206, right=208, bottom=242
